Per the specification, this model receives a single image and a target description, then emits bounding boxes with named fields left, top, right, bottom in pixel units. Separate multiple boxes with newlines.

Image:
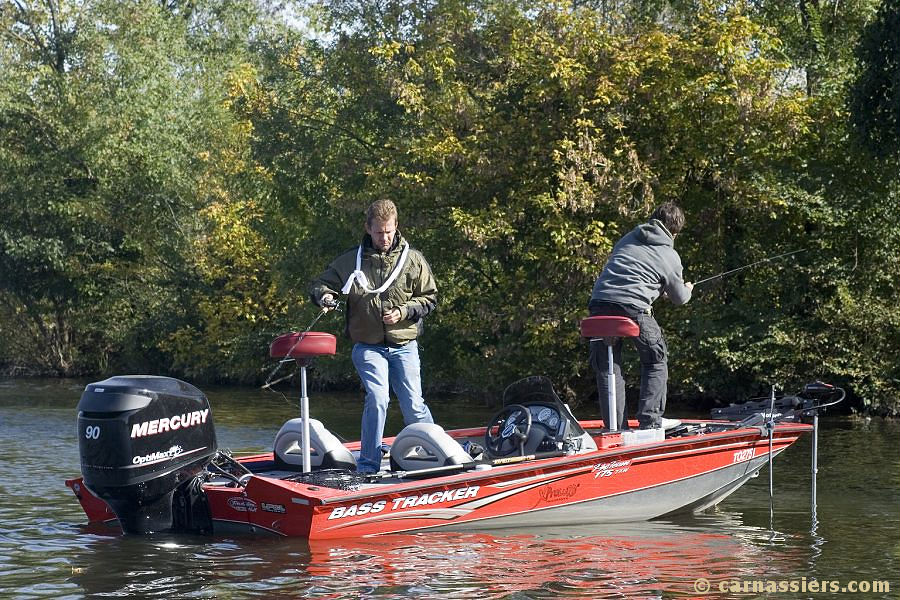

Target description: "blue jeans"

left=351, top=340, right=433, bottom=472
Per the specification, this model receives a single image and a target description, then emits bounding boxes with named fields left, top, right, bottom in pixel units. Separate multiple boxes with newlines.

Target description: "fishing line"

left=693, top=248, right=807, bottom=288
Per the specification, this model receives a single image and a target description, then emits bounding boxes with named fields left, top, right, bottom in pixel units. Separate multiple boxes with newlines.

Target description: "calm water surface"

left=1, top=379, right=897, bottom=598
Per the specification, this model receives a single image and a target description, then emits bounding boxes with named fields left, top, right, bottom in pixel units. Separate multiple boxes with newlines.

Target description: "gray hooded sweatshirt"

left=590, top=219, right=692, bottom=311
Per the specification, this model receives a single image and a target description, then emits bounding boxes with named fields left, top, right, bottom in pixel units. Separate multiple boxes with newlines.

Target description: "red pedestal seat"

left=270, top=332, right=336, bottom=358
left=580, top=316, right=640, bottom=339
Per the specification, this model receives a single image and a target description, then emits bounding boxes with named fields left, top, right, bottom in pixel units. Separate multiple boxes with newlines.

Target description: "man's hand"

left=382, top=308, right=401, bottom=324
left=685, top=281, right=694, bottom=291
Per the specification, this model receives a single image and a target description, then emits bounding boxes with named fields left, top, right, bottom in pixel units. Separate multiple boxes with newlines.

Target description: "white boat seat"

left=389, top=423, right=474, bottom=472
left=273, top=418, right=356, bottom=470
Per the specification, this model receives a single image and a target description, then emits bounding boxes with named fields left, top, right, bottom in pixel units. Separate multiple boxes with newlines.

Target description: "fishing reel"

left=321, top=297, right=341, bottom=311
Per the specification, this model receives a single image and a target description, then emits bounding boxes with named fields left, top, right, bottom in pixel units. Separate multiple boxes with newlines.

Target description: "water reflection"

left=2, top=380, right=898, bottom=598
left=303, top=518, right=771, bottom=598
left=63, top=513, right=817, bottom=599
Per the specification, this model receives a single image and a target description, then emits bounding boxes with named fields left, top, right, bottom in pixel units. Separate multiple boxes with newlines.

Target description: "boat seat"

left=580, top=315, right=640, bottom=340
left=580, top=316, right=641, bottom=432
left=273, top=418, right=356, bottom=471
left=269, top=331, right=336, bottom=358
left=389, top=423, right=474, bottom=472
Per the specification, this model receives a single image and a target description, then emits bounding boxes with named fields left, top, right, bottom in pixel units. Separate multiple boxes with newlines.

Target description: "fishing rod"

left=693, top=248, right=806, bottom=288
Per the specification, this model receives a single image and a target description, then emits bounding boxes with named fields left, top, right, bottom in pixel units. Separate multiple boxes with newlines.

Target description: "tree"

left=850, top=0, right=900, bottom=161
left=241, top=0, right=820, bottom=402
left=2, top=0, right=897, bottom=413
left=0, top=0, right=273, bottom=376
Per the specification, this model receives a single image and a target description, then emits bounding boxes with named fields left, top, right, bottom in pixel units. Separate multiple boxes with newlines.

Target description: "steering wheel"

left=484, top=404, right=532, bottom=457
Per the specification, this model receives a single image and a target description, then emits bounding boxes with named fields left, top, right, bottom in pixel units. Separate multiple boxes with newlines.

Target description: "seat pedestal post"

left=604, top=340, right=617, bottom=432
left=269, top=331, right=337, bottom=474
left=298, top=360, right=311, bottom=473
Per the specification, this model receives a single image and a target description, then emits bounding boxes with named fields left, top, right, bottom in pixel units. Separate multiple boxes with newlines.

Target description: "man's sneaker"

left=661, top=418, right=682, bottom=430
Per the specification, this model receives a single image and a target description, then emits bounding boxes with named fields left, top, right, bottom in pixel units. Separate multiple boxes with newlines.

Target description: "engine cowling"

left=76, top=375, right=217, bottom=534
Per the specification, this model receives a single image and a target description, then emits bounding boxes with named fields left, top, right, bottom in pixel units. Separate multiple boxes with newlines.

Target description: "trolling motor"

left=799, top=382, right=846, bottom=523
left=709, top=380, right=845, bottom=528
left=710, top=381, right=844, bottom=424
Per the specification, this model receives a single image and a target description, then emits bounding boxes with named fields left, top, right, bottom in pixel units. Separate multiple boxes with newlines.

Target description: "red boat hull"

left=67, top=420, right=810, bottom=539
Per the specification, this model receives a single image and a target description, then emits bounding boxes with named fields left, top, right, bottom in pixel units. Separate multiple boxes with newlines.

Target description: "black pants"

left=588, top=301, right=668, bottom=429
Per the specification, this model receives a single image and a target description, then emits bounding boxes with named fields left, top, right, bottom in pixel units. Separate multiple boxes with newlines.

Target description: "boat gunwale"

left=221, top=420, right=811, bottom=505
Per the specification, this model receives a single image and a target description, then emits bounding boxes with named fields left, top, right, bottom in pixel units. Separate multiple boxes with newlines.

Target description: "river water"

left=1, top=378, right=897, bottom=598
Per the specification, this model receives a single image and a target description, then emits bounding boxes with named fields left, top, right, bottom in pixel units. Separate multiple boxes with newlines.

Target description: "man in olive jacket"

left=311, top=199, right=437, bottom=473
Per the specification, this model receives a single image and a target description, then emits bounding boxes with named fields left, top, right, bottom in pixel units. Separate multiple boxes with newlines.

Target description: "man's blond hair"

left=366, top=199, right=398, bottom=226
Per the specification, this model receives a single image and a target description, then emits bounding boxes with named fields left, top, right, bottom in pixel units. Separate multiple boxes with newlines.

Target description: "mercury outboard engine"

left=76, top=376, right=217, bottom=534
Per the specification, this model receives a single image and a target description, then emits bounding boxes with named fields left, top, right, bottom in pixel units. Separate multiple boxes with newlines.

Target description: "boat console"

left=488, top=376, right=597, bottom=457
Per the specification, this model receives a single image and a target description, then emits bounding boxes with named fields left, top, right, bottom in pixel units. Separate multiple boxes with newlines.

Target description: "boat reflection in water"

left=68, top=513, right=812, bottom=598
left=69, top=511, right=813, bottom=598
left=302, top=515, right=807, bottom=597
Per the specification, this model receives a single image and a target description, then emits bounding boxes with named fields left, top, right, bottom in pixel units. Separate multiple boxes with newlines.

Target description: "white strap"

left=340, top=241, right=410, bottom=295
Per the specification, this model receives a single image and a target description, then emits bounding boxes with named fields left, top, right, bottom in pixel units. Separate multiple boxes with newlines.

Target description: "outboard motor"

left=76, top=376, right=217, bottom=534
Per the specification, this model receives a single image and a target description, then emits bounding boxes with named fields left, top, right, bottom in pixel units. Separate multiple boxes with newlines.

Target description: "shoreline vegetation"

left=3, top=371, right=887, bottom=425
left=2, top=1, right=899, bottom=415
left=0, top=364, right=887, bottom=418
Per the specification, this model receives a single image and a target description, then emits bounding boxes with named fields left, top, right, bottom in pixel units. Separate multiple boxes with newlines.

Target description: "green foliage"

left=750, top=0, right=880, bottom=95
left=253, top=0, right=830, bottom=402
left=0, top=0, right=278, bottom=377
left=849, top=0, right=900, bottom=161
left=1, top=0, right=898, bottom=414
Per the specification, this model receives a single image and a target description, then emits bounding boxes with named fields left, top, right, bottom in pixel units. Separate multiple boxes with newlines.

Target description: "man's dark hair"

left=649, top=202, right=685, bottom=235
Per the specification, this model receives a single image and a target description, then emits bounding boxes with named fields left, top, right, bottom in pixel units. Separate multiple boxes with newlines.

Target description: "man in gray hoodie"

left=588, top=202, right=693, bottom=430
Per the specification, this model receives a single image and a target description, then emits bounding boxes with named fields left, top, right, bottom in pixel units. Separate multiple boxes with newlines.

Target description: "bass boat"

left=65, top=317, right=843, bottom=539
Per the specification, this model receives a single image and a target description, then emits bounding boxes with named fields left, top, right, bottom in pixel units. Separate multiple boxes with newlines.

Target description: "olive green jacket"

left=310, top=233, right=437, bottom=345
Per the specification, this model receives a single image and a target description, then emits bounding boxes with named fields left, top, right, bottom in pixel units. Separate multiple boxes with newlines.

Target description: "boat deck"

left=214, top=418, right=783, bottom=490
